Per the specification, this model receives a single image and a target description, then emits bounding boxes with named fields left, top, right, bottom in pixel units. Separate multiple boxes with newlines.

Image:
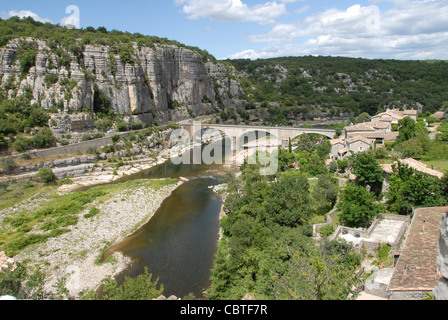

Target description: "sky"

left=1, top=0, right=448, bottom=60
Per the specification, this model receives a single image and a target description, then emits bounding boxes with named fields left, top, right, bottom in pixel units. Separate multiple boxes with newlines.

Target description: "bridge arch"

left=236, top=129, right=279, bottom=152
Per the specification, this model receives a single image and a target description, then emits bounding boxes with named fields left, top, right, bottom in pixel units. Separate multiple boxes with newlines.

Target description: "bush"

left=32, top=128, right=56, bottom=149
left=112, top=134, right=120, bottom=143
left=2, top=156, right=16, bottom=172
left=13, top=136, right=32, bottom=153
left=43, top=73, right=59, bottom=87
left=37, top=168, right=56, bottom=183
left=319, top=224, right=335, bottom=237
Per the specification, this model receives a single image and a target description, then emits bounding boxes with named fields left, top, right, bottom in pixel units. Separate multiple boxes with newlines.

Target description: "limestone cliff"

left=434, top=212, right=448, bottom=300
left=0, top=38, right=242, bottom=131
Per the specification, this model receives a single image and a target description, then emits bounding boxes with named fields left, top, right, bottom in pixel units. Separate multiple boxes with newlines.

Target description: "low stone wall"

left=1, top=130, right=174, bottom=177
left=324, top=214, right=409, bottom=255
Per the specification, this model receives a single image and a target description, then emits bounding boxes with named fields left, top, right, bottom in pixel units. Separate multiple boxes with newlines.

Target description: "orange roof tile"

left=388, top=207, right=447, bottom=292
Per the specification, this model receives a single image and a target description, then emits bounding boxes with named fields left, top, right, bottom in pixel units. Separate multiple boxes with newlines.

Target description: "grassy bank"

left=0, top=178, right=179, bottom=257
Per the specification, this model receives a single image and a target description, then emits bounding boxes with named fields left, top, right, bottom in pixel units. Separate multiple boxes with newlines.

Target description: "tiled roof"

left=404, top=110, right=418, bottom=115
left=345, top=123, right=376, bottom=132
left=381, top=158, right=444, bottom=179
left=431, top=111, right=445, bottom=120
left=330, top=139, right=345, bottom=146
left=384, top=131, right=399, bottom=142
left=401, top=158, right=444, bottom=179
left=388, top=207, right=447, bottom=292
left=371, top=121, right=390, bottom=129
left=347, top=135, right=372, bottom=145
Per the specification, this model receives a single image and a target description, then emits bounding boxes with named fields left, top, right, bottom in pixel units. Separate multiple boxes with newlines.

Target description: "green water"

left=101, top=138, right=235, bottom=298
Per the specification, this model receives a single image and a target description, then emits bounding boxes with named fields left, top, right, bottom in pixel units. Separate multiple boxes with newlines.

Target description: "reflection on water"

left=101, top=138, right=235, bottom=298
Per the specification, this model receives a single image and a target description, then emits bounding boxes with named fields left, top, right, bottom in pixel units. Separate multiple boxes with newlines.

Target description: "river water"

left=101, top=138, right=235, bottom=298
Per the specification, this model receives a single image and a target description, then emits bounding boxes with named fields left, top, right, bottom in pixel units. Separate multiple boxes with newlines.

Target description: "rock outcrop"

left=434, top=212, right=448, bottom=300
left=0, top=39, right=243, bottom=129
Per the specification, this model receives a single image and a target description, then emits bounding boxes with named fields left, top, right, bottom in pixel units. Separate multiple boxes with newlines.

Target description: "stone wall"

left=433, top=212, right=448, bottom=300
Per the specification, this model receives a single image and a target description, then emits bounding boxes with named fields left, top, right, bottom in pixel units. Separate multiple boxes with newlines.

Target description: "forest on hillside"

left=224, top=56, right=448, bottom=124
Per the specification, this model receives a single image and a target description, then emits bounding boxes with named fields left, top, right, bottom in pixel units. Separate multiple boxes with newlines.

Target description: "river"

left=100, top=137, right=235, bottom=299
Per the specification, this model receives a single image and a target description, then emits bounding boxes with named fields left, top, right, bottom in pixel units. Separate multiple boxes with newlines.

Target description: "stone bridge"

left=180, top=122, right=336, bottom=151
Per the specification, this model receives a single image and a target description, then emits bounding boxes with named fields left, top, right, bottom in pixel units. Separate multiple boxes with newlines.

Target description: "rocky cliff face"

left=434, top=212, right=448, bottom=300
left=0, top=39, right=242, bottom=131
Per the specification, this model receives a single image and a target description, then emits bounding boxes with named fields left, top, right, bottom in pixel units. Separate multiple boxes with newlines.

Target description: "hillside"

left=220, top=56, right=448, bottom=126
left=0, top=17, right=243, bottom=153
left=1, top=17, right=448, bottom=153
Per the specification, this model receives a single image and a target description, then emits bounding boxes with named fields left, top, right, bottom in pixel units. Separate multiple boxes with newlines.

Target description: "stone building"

left=387, top=207, right=448, bottom=300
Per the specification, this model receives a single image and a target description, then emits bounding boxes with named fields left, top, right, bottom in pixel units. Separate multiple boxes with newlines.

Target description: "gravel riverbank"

left=12, top=178, right=183, bottom=298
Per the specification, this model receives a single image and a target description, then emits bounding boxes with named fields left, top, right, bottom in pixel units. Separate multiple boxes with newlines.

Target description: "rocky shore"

left=11, top=177, right=183, bottom=298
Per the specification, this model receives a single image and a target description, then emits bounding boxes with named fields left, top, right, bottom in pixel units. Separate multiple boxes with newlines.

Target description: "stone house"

left=346, top=135, right=373, bottom=154
left=329, top=135, right=373, bottom=160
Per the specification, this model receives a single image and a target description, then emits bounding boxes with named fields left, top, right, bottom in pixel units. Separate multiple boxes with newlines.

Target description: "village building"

left=346, top=135, right=373, bottom=154
left=387, top=207, right=447, bottom=300
left=330, top=108, right=417, bottom=160
left=381, top=158, right=445, bottom=180
left=431, top=111, right=445, bottom=121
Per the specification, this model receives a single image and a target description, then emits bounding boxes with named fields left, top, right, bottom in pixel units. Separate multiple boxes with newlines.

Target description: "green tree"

left=386, top=162, right=446, bottom=215
left=263, top=174, right=311, bottom=227
left=296, top=134, right=315, bottom=153
left=270, top=239, right=361, bottom=300
left=397, top=117, right=417, bottom=143
left=84, top=267, right=164, bottom=300
left=351, top=151, right=384, bottom=192
left=338, top=182, right=380, bottom=227
left=13, top=136, right=32, bottom=153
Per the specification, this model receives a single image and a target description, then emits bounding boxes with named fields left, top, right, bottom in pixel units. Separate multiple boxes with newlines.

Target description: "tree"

left=263, top=174, right=311, bottom=227
left=2, top=156, right=16, bottom=172
left=338, top=182, right=380, bottom=227
left=83, top=267, right=164, bottom=300
left=296, top=134, right=315, bottom=153
left=426, top=116, right=436, bottom=126
left=0, top=263, right=50, bottom=300
left=397, top=117, right=416, bottom=143
left=316, top=140, right=331, bottom=159
left=270, top=239, right=361, bottom=300
left=351, top=151, right=384, bottom=191
left=386, top=162, right=446, bottom=215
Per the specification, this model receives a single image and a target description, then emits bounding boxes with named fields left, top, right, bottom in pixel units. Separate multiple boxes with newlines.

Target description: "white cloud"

left=175, top=0, right=288, bottom=24
left=5, top=10, right=52, bottom=23
left=227, top=0, right=448, bottom=59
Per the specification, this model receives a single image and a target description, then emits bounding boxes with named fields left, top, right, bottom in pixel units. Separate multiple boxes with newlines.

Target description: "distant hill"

left=221, top=56, right=448, bottom=126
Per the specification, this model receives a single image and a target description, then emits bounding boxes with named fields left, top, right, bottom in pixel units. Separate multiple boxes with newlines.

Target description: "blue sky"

left=1, top=0, right=448, bottom=60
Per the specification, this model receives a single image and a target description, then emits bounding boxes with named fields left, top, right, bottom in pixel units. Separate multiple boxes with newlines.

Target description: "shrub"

left=43, top=73, right=59, bottom=87
left=319, top=224, right=335, bottom=237
left=37, top=168, right=56, bottom=183
left=2, top=156, right=16, bottom=172
left=32, top=128, right=56, bottom=149
left=112, top=134, right=120, bottom=143
left=13, top=136, right=32, bottom=153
